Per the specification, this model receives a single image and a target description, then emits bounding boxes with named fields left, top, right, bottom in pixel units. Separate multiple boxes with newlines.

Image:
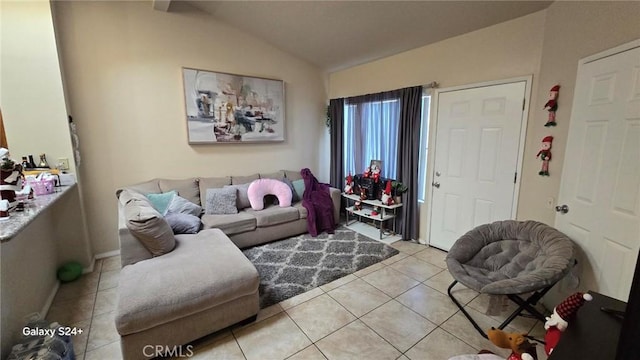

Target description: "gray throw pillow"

left=166, top=195, right=203, bottom=217
left=165, top=213, right=201, bottom=234
left=123, top=196, right=176, bottom=256
left=281, top=178, right=299, bottom=202
left=224, top=183, right=251, bottom=209
left=205, top=187, right=238, bottom=215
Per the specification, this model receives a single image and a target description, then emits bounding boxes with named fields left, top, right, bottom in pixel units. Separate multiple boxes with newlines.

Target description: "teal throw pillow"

left=146, top=191, right=177, bottom=215
left=292, top=179, right=305, bottom=200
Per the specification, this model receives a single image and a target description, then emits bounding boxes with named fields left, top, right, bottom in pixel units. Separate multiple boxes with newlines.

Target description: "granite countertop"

left=0, top=184, right=76, bottom=243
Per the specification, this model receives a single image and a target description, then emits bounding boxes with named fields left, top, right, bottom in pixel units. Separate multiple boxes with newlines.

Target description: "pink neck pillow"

left=247, top=179, right=292, bottom=210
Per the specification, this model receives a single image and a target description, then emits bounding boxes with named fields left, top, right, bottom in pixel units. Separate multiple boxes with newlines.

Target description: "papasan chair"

left=446, top=220, right=575, bottom=338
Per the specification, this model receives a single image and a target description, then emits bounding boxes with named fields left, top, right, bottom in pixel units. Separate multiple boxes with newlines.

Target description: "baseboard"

left=41, top=280, right=60, bottom=318
left=95, top=249, right=120, bottom=259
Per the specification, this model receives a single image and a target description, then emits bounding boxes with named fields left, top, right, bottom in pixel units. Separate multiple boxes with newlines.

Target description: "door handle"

left=435, top=171, right=441, bottom=177
left=432, top=182, right=440, bottom=188
left=555, top=204, right=569, bottom=214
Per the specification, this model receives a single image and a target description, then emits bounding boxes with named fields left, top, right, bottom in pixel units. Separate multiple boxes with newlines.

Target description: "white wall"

left=53, top=1, right=327, bottom=254
left=0, top=0, right=76, bottom=170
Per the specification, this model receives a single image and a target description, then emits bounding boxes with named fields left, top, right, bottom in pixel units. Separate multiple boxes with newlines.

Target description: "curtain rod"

left=423, top=81, right=439, bottom=89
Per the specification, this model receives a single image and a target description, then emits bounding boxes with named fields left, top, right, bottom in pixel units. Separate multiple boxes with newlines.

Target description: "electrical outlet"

left=57, top=158, right=69, bottom=170
left=545, top=197, right=555, bottom=209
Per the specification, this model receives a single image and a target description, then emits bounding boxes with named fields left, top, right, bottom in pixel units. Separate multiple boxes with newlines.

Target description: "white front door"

left=429, top=80, right=527, bottom=250
left=555, top=42, right=640, bottom=301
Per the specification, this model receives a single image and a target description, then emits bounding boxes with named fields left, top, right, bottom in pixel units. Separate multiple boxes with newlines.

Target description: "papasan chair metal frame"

left=446, top=220, right=575, bottom=339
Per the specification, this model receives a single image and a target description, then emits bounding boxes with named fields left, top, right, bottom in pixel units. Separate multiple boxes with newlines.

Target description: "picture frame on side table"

left=182, top=67, right=285, bottom=144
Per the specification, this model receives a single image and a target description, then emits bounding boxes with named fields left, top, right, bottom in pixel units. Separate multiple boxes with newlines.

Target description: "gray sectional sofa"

left=115, top=170, right=340, bottom=359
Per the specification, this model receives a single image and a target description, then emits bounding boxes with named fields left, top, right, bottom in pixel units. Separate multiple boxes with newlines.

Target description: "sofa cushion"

left=159, top=178, right=200, bottom=205
left=244, top=205, right=299, bottom=227
left=123, top=193, right=176, bottom=256
left=198, top=176, right=231, bottom=201
left=281, top=177, right=299, bottom=203
left=116, top=179, right=161, bottom=199
left=260, top=170, right=285, bottom=180
left=165, top=213, right=201, bottom=234
left=293, top=202, right=307, bottom=219
left=224, top=183, right=251, bottom=210
left=283, top=169, right=303, bottom=181
left=201, top=212, right=257, bottom=235
left=205, top=187, right=238, bottom=215
left=166, top=195, right=203, bottom=217
left=232, top=173, right=260, bottom=185
left=146, top=191, right=177, bottom=215
left=115, top=229, right=259, bottom=336
left=292, top=179, right=306, bottom=199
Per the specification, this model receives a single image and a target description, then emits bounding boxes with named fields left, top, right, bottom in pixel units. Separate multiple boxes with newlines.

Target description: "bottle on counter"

left=27, top=155, right=37, bottom=169
left=38, top=154, right=50, bottom=168
left=21, top=157, right=29, bottom=169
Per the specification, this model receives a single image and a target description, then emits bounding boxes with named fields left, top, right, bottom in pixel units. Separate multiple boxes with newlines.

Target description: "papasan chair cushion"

left=446, top=220, right=575, bottom=295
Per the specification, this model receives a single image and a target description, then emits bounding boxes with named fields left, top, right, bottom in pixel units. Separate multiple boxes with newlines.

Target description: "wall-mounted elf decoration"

left=544, top=85, right=560, bottom=127
left=537, top=136, right=553, bottom=176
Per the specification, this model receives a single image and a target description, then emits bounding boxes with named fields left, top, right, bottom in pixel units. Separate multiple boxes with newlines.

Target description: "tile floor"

left=46, top=241, right=550, bottom=360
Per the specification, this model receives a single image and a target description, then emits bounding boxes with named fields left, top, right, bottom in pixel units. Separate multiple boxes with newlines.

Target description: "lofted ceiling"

left=173, top=1, right=552, bottom=72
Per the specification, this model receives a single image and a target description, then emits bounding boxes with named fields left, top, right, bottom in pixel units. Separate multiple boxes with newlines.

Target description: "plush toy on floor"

left=487, top=328, right=537, bottom=360
left=544, top=292, right=593, bottom=355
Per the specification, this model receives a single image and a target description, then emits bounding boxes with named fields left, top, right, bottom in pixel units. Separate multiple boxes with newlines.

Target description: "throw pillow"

left=166, top=195, right=203, bottom=217
left=165, top=213, right=201, bottom=234
left=281, top=177, right=299, bottom=202
left=205, top=187, right=238, bottom=215
left=123, top=197, right=176, bottom=256
left=292, top=179, right=305, bottom=200
left=223, top=183, right=251, bottom=209
left=145, top=191, right=177, bottom=215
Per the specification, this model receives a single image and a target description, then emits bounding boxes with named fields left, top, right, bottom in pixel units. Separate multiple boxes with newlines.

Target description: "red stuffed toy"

left=544, top=85, right=560, bottom=127
left=544, top=292, right=593, bottom=355
left=344, top=173, right=354, bottom=195
left=381, top=180, right=394, bottom=206
left=536, top=136, right=553, bottom=176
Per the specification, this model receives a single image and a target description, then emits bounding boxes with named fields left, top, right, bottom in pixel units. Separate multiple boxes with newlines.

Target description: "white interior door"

left=429, top=81, right=526, bottom=250
left=555, top=42, right=640, bottom=301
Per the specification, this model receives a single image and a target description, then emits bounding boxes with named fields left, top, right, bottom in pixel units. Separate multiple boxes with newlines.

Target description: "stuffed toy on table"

left=544, top=292, right=593, bottom=356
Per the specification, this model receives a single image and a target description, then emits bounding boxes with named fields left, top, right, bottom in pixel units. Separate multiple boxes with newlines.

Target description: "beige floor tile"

left=69, top=319, right=91, bottom=357
left=286, top=294, right=356, bottom=342
left=441, top=308, right=512, bottom=356
left=397, top=356, right=410, bottom=360
left=327, top=279, right=391, bottom=317
left=396, top=284, right=459, bottom=325
left=53, top=271, right=100, bottom=302
left=47, top=292, right=96, bottom=325
left=188, top=333, right=245, bottom=360
left=287, top=345, right=327, bottom=360
left=315, top=320, right=401, bottom=360
left=93, top=288, right=118, bottom=316
left=467, top=294, right=538, bottom=334
left=413, top=247, right=448, bottom=269
left=320, top=274, right=357, bottom=292
left=86, top=311, right=120, bottom=352
left=405, top=328, right=476, bottom=360
left=98, top=270, right=120, bottom=291
left=353, top=261, right=386, bottom=277
left=233, top=313, right=311, bottom=360
left=256, top=303, right=284, bottom=323
left=360, top=300, right=437, bottom=352
left=101, top=256, right=121, bottom=272
left=389, top=256, right=444, bottom=282
left=84, top=341, right=122, bottom=360
left=390, top=241, right=425, bottom=255
left=93, top=258, right=104, bottom=273
left=424, top=271, right=479, bottom=305
left=382, top=252, right=410, bottom=265
left=361, top=267, right=420, bottom=297
left=279, top=287, right=324, bottom=310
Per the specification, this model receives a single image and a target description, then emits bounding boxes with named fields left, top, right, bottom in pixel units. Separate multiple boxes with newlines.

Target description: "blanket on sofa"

left=301, top=168, right=336, bottom=237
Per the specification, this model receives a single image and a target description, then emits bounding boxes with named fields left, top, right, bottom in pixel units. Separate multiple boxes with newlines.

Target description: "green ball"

left=57, top=262, right=83, bottom=283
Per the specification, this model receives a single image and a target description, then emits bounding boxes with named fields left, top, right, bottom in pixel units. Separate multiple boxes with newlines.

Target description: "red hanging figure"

left=537, top=136, right=553, bottom=176
left=544, top=85, right=560, bottom=127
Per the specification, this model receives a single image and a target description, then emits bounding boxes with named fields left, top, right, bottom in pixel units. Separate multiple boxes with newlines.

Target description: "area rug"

left=242, top=226, right=400, bottom=308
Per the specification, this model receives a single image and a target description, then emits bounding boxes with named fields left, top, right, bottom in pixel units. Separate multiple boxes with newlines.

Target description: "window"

left=418, top=95, right=431, bottom=202
left=343, top=98, right=400, bottom=179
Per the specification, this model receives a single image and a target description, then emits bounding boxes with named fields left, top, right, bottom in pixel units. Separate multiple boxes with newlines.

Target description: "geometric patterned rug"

left=242, top=226, right=400, bottom=308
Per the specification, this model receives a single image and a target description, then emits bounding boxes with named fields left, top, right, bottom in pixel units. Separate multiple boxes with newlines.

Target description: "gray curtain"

left=329, top=98, right=345, bottom=188
left=396, top=86, right=423, bottom=241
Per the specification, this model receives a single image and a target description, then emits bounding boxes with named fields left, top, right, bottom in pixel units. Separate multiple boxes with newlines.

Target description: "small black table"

left=549, top=291, right=626, bottom=359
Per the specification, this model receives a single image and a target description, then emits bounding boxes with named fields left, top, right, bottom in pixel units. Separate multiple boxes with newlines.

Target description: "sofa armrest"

left=329, top=187, right=341, bottom=224
left=118, top=202, right=153, bottom=267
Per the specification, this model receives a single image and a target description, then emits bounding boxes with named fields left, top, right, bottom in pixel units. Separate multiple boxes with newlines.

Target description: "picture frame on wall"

left=182, top=67, right=285, bottom=144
